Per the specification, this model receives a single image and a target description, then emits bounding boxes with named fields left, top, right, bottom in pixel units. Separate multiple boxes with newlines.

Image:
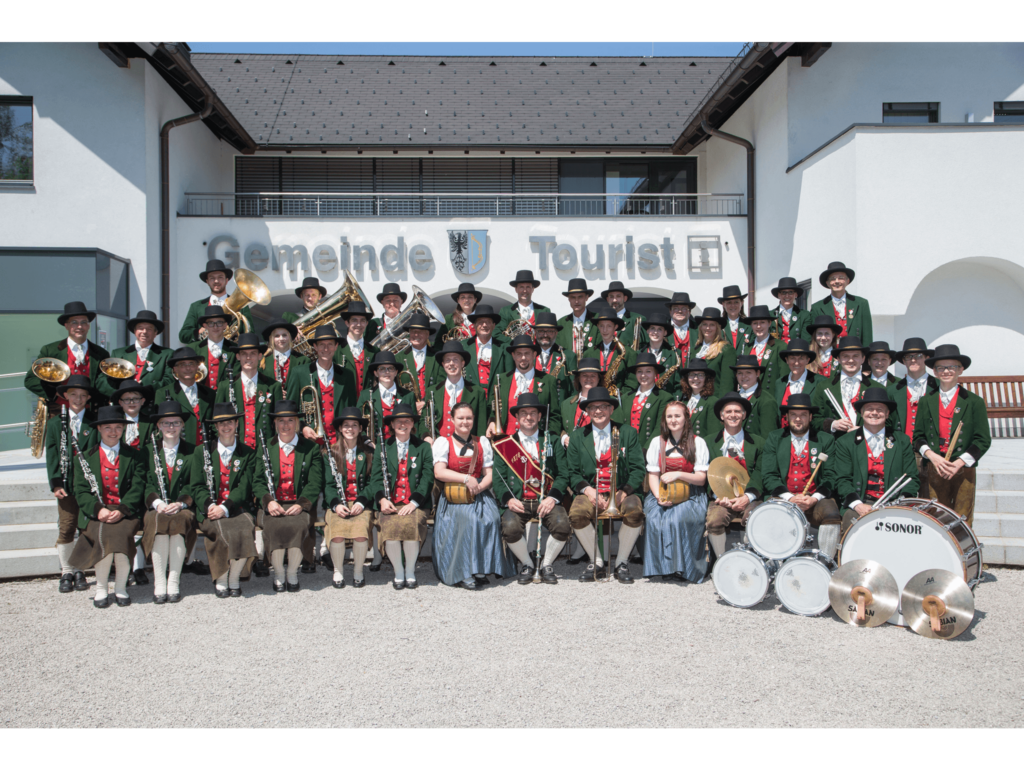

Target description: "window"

left=796, top=279, right=812, bottom=312
left=882, top=102, right=939, bottom=124
left=558, top=158, right=696, bottom=215
left=994, top=102, right=1024, bottom=124
left=0, top=96, right=33, bottom=182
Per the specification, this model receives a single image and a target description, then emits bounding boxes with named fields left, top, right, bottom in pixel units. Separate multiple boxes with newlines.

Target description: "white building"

left=2, top=42, right=1023, bottom=447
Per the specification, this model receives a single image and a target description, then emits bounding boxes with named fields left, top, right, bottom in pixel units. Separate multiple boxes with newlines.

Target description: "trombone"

left=361, top=400, right=376, bottom=449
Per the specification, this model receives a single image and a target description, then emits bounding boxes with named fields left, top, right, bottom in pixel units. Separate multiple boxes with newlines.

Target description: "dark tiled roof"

left=191, top=54, right=733, bottom=150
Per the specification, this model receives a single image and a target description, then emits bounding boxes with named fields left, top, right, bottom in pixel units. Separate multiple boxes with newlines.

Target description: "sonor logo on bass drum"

left=874, top=521, right=923, bottom=534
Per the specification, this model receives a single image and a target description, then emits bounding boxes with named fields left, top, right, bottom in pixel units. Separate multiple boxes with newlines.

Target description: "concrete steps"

left=0, top=547, right=59, bottom=579
left=0, top=452, right=67, bottom=579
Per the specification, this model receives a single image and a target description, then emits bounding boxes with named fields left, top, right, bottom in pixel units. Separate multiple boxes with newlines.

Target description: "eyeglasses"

left=66, top=319, right=90, bottom=327
left=934, top=365, right=961, bottom=373
left=376, top=366, right=396, bottom=374
left=204, top=321, right=227, bottom=329
left=903, top=354, right=926, bottom=362
left=120, top=397, right=144, bottom=405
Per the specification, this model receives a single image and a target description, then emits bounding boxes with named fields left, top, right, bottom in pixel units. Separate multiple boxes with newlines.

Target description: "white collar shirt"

left=723, top=429, right=745, bottom=457
left=347, top=336, right=364, bottom=358
left=396, top=439, right=410, bottom=462
left=68, top=339, right=88, bottom=364
left=180, top=381, right=198, bottom=407
left=217, top=440, right=236, bottom=465
left=241, top=372, right=258, bottom=399
left=518, top=430, right=540, bottom=460
left=69, top=409, right=85, bottom=437
left=791, top=432, right=809, bottom=456
left=380, top=383, right=397, bottom=407
left=906, top=373, right=929, bottom=403
left=124, top=414, right=139, bottom=444
left=136, top=344, right=151, bottom=362
left=316, top=361, right=334, bottom=387
left=208, top=294, right=227, bottom=307
left=411, top=346, right=427, bottom=370
left=514, top=367, right=535, bottom=392
left=592, top=424, right=612, bottom=456
left=864, top=426, right=886, bottom=458
left=939, top=387, right=958, bottom=408
left=739, top=383, right=759, bottom=400
left=517, top=303, right=535, bottom=321
left=100, top=441, right=120, bottom=464
left=476, top=337, right=491, bottom=362
left=787, top=370, right=808, bottom=393
left=208, top=338, right=224, bottom=359
left=445, top=377, right=465, bottom=403
left=279, top=434, right=299, bottom=457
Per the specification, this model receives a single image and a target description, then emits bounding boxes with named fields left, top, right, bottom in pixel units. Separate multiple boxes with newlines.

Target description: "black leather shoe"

left=115, top=595, right=132, bottom=607
left=661, top=572, right=686, bottom=582
left=167, top=592, right=182, bottom=603
left=540, top=565, right=558, bottom=584
left=301, top=562, right=316, bottom=574
left=188, top=560, right=210, bottom=576
left=368, top=561, right=382, bottom=572
left=456, top=580, right=478, bottom=590
left=517, top=565, right=535, bottom=585
left=474, top=575, right=489, bottom=587
left=352, top=578, right=366, bottom=588
left=629, top=554, right=643, bottom=564
left=93, top=595, right=110, bottom=609
left=286, top=581, right=300, bottom=593
left=273, top=581, right=286, bottom=593
left=252, top=560, right=270, bottom=577
left=73, top=571, right=89, bottom=591
left=579, top=563, right=601, bottom=582
left=332, top=577, right=345, bottom=589
left=567, top=554, right=586, bottom=565
left=229, top=588, right=242, bottom=598
left=392, top=579, right=405, bottom=591
left=614, top=563, right=634, bottom=584
left=404, top=579, right=418, bottom=590
left=320, top=551, right=334, bottom=570
left=59, top=574, right=74, bottom=593
left=133, top=568, right=149, bottom=585
left=155, top=593, right=169, bottom=604
left=215, top=589, right=229, bottom=599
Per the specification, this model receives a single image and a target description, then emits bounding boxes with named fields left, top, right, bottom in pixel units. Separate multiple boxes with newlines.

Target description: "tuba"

left=292, top=269, right=371, bottom=357
left=199, top=268, right=272, bottom=342
left=369, top=285, right=446, bottom=355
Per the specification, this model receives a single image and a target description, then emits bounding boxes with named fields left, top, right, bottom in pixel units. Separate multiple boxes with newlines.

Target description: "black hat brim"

left=716, top=294, right=748, bottom=305
left=730, top=362, right=765, bottom=372
left=149, top=409, right=196, bottom=424
left=593, top=316, right=626, bottom=331
left=199, top=268, right=233, bottom=282
left=582, top=395, right=619, bottom=408
left=467, top=312, right=500, bottom=323
left=925, top=354, right=971, bottom=370
left=779, top=348, right=815, bottom=361
left=332, top=414, right=369, bottom=429
left=627, top=360, right=666, bottom=374
left=261, top=321, right=299, bottom=340
left=600, top=287, right=633, bottom=300
left=562, top=288, right=595, bottom=297
left=664, top=299, right=696, bottom=309
left=450, top=289, right=483, bottom=302
left=807, top=320, right=843, bottom=335
left=851, top=398, right=897, bottom=414
left=294, top=285, right=328, bottom=299
left=819, top=266, right=855, bottom=288
left=90, top=416, right=131, bottom=427
left=56, top=382, right=99, bottom=398
left=57, top=311, right=97, bottom=326
left=779, top=403, right=820, bottom=414
left=693, top=315, right=728, bottom=328
left=367, top=359, right=406, bottom=373
left=376, top=290, right=408, bottom=302
left=894, top=348, right=934, bottom=364
left=438, top=349, right=472, bottom=366
left=770, top=285, right=805, bottom=299
left=383, top=411, right=418, bottom=424
left=509, top=279, right=541, bottom=288
left=127, top=316, right=165, bottom=334
left=714, top=397, right=753, bottom=420
left=206, top=412, right=245, bottom=423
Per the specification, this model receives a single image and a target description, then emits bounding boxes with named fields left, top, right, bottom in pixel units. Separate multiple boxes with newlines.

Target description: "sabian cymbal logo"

left=925, top=576, right=935, bottom=584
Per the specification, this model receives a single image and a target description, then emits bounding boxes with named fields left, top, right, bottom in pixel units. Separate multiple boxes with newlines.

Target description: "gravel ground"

left=1, top=561, right=1021, bottom=728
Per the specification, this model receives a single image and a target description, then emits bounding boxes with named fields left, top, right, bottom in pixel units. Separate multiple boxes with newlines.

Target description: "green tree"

left=0, top=103, right=33, bottom=181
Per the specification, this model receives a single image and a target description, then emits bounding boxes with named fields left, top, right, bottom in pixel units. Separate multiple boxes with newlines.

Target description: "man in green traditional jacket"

left=97, top=310, right=174, bottom=401
left=614, top=352, right=674, bottom=449
left=24, top=301, right=109, bottom=413
left=178, top=259, right=254, bottom=345
left=808, top=261, right=873, bottom=345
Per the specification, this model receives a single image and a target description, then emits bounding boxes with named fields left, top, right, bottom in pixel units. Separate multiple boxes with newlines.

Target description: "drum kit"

left=712, top=487, right=981, bottom=639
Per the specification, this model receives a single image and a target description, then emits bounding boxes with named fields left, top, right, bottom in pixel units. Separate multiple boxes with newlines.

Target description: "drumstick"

left=824, top=389, right=845, bottom=420
left=943, top=422, right=963, bottom=461
left=801, top=452, right=829, bottom=495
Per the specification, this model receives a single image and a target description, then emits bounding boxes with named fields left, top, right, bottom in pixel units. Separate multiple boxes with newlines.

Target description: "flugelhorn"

left=300, top=373, right=327, bottom=447
left=199, top=268, right=271, bottom=341
left=292, top=269, right=371, bottom=357
left=369, top=285, right=446, bottom=355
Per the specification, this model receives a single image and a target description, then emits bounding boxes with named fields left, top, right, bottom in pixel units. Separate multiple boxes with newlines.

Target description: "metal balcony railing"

left=182, top=192, right=745, bottom=218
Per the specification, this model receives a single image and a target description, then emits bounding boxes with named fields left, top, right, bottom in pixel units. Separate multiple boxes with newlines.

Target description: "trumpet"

left=369, top=285, right=446, bottom=355
left=292, top=270, right=371, bottom=357
left=300, top=373, right=326, bottom=447
left=99, top=358, right=136, bottom=380
left=398, top=369, right=421, bottom=403
left=198, top=268, right=271, bottom=342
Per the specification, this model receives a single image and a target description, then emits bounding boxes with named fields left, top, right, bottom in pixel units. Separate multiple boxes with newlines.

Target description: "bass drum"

left=774, top=550, right=836, bottom=617
left=838, top=499, right=983, bottom=626
left=712, top=547, right=777, bottom=609
left=745, top=499, right=810, bottom=561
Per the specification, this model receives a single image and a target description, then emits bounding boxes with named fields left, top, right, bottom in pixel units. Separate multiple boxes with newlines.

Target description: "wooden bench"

left=960, top=375, right=1024, bottom=438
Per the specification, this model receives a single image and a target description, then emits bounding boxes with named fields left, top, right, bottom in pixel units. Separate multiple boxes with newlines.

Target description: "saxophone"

left=656, top=351, right=682, bottom=389
left=603, top=340, right=627, bottom=398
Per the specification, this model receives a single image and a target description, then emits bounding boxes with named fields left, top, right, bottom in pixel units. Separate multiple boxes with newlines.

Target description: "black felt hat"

left=384, top=402, right=418, bottom=424
left=112, top=379, right=152, bottom=403
left=627, top=351, right=665, bottom=374
left=199, top=259, right=233, bottom=282
left=91, top=405, right=130, bottom=427
left=205, top=402, right=244, bottom=423
left=56, top=374, right=97, bottom=399
left=581, top=387, right=618, bottom=408
left=771, top=277, right=805, bottom=299
left=333, top=406, right=369, bottom=429
left=894, top=338, right=934, bottom=364
left=366, top=350, right=405, bottom=374
left=509, top=393, right=546, bottom=416
left=150, top=399, right=195, bottom=424
left=834, top=335, right=868, bottom=356
left=681, top=359, right=716, bottom=378
left=779, top=393, right=818, bottom=414
left=713, top=391, right=753, bottom=420
left=403, top=312, right=434, bottom=331
left=592, top=307, right=625, bottom=331
left=169, top=347, right=204, bottom=364
left=126, top=309, right=165, bottom=335
left=450, top=282, right=483, bottom=303
left=437, top=340, right=471, bottom=366
left=562, top=278, right=594, bottom=297
left=269, top=399, right=302, bottom=419
left=508, top=334, right=541, bottom=354
left=233, top=333, right=268, bottom=353
left=819, top=261, right=855, bottom=288
left=294, top=276, right=327, bottom=299
left=730, top=355, right=765, bottom=372
left=665, top=292, right=696, bottom=309
left=57, top=301, right=96, bottom=326
left=199, top=305, right=233, bottom=324
left=509, top=270, right=541, bottom=288
left=261, top=320, right=299, bottom=341
left=807, top=315, right=843, bottom=337
left=692, top=307, right=728, bottom=327
left=533, top=312, right=559, bottom=329
left=340, top=301, right=374, bottom=320
left=852, top=388, right=897, bottom=414
left=310, top=325, right=343, bottom=343
left=926, top=344, right=971, bottom=371
left=779, top=339, right=815, bottom=361
left=745, top=305, right=773, bottom=322
left=717, top=285, right=748, bottom=304
left=642, top=312, right=673, bottom=332
left=467, top=304, right=501, bottom=323
left=600, top=280, right=633, bottom=301
left=376, top=282, right=408, bottom=302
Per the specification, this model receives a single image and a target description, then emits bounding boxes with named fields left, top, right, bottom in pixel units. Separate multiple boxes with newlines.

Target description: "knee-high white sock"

left=254, top=529, right=265, bottom=558
left=228, top=559, right=245, bottom=589
left=94, top=554, right=114, bottom=599
left=352, top=540, right=368, bottom=580
left=113, top=553, right=131, bottom=598
left=542, top=537, right=566, bottom=567
left=576, top=523, right=601, bottom=566
left=151, top=535, right=170, bottom=596
left=385, top=540, right=404, bottom=581
left=402, top=541, right=420, bottom=582
left=329, top=542, right=345, bottom=580
left=615, top=525, right=642, bottom=567
left=56, top=542, right=74, bottom=575
left=133, top=537, right=146, bottom=571
left=709, top=532, right=727, bottom=558
left=270, top=549, right=286, bottom=584
left=215, top=574, right=228, bottom=592
left=507, top=537, right=533, bottom=567
left=371, top=529, right=382, bottom=566
left=286, top=547, right=302, bottom=583
left=167, top=534, right=186, bottom=594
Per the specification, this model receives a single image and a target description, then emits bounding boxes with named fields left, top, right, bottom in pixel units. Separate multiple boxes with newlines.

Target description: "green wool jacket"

left=425, top=379, right=490, bottom=439
left=334, top=340, right=380, bottom=394
left=285, top=359, right=359, bottom=431
left=191, top=444, right=256, bottom=523
left=723, top=319, right=754, bottom=351
left=44, top=412, right=98, bottom=492
left=215, top=372, right=283, bottom=448
left=887, top=376, right=940, bottom=436
left=769, top=305, right=814, bottom=344
left=251, top=435, right=324, bottom=513
left=488, top=370, right=563, bottom=438
left=495, top=302, right=551, bottom=336
left=72, top=444, right=146, bottom=529
left=808, top=293, right=873, bottom=346
left=566, top=423, right=646, bottom=496
left=760, top=428, right=837, bottom=499
left=24, top=339, right=109, bottom=403
left=120, top=417, right=156, bottom=451
left=695, top=344, right=737, bottom=398
left=739, top=336, right=787, bottom=385
left=492, top=430, right=569, bottom=506
left=811, top=376, right=887, bottom=433
left=461, top=336, right=512, bottom=388
left=356, top=385, right=417, bottom=439
left=323, top=441, right=375, bottom=511
left=580, top=342, right=637, bottom=393
left=178, top=298, right=254, bottom=344
left=154, top=381, right=218, bottom=445
left=533, top=345, right=576, bottom=401
left=834, top=427, right=920, bottom=508
left=367, top=436, right=435, bottom=508
left=96, top=343, right=175, bottom=400
left=143, top=440, right=197, bottom=511
left=913, top=386, right=992, bottom=467
left=560, top=393, right=591, bottom=438
left=395, top=347, right=445, bottom=400
left=555, top=312, right=600, bottom=355
left=706, top=429, right=766, bottom=499
left=186, top=338, right=240, bottom=389
left=624, top=345, right=683, bottom=394
left=742, top=389, right=781, bottom=440
left=615, top=310, right=649, bottom=349
left=773, top=371, right=828, bottom=407
left=613, top=388, right=674, bottom=450
left=684, top=394, right=720, bottom=439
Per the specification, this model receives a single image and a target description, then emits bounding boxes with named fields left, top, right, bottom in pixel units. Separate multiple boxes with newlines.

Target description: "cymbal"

left=708, top=457, right=749, bottom=499
left=828, top=559, right=899, bottom=627
left=902, top=569, right=975, bottom=639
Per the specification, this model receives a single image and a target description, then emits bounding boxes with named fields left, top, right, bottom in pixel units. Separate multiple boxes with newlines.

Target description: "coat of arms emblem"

left=448, top=230, right=488, bottom=275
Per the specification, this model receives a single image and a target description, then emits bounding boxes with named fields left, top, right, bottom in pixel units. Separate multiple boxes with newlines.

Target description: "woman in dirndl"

left=431, top=402, right=513, bottom=589
left=192, top=403, right=258, bottom=598
left=141, top=399, right=197, bottom=604
left=642, top=401, right=711, bottom=583
left=323, top=407, right=375, bottom=589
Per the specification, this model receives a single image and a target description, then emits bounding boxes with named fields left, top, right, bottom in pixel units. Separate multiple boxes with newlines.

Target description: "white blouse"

left=432, top=435, right=493, bottom=468
left=645, top=436, right=710, bottom=473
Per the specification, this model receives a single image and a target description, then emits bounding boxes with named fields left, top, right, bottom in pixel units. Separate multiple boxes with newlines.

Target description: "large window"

left=558, top=158, right=697, bottom=215
left=994, top=102, right=1024, bottom=124
left=0, top=96, right=33, bottom=183
left=882, top=102, right=939, bottom=124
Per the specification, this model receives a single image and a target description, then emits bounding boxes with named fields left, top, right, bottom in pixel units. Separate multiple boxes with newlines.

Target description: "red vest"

left=351, top=347, right=365, bottom=395
left=674, top=329, right=690, bottom=361
left=780, top=381, right=800, bottom=428
left=191, top=399, right=203, bottom=443
left=866, top=449, right=885, bottom=501
left=416, top=360, right=427, bottom=399
left=133, top=355, right=146, bottom=381
left=440, top=387, right=463, bottom=438
left=787, top=443, right=814, bottom=495
left=344, top=455, right=359, bottom=502
left=99, top=449, right=121, bottom=506
left=242, top=387, right=257, bottom=449
left=904, top=388, right=920, bottom=439
left=596, top=448, right=613, bottom=494
left=599, top=346, right=616, bottom=371
left=277, top=448, right=297, bottom=502
left=664, top=455, right=695, bottom=473
left=504, top=375, right=535, bottom=435
left=939, top=390, right=958, bottom=452
left=630, top=393, right=648, bottom=431
left=832, top=299, right=848, bottom=338
left=574, top=402, right=591, bottom=429
left=66, top=346, right=90, bottom=377
left=819, top=357, right=834, bottom=379
left=731, top=326, right=739, bottom=347
left=780, top=315, right=792, bottom=344
left=274, top=357, right=290, bottom=384
left=476, top=339, right=491, bottom=386
left=392, top=457, right=411, bottom=505
left=207, top=348, right=221, bottom=390
left=218, top=455, right=231, bottom=505
left=319, top=378, right=337, bottom=445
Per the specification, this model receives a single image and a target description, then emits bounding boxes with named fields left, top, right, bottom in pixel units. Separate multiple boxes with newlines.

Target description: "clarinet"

left=69, top=428, right=100, bottom=499
left=327, top=442, right=346, bottom=506
left=259, top=431, right=277, bottom=503
left=532, top=405, right=551, bottom=583
left=59, top=405, right=70, bottom=488
left=376, top=413, right=391, bottom=502
left=227, top=368, right=238, bottom=413
left=202, top=428, right=216, bottom=500
left=151, top=432, right=168, bottom=501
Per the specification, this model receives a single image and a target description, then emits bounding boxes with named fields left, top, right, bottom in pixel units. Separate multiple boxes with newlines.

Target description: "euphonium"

left=199, top=268, right=271, bottom=341
left=292, top=269, right=370, bottom=357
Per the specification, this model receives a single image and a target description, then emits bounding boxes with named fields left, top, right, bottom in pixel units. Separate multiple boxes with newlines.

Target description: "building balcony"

left=181, top=192, right=745, bottom=218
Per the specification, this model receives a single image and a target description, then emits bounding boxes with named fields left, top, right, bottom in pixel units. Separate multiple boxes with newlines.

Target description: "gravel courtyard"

left=1, top=563, right=1020, bottom=728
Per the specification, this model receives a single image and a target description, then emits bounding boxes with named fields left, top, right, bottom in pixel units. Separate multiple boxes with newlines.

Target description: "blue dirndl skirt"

left=431, top=492, right=514, bottom=585
left=642, top=491, right=709, bottom=582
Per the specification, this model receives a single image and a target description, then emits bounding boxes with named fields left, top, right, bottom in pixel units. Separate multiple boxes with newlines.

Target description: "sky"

left=187, top=42, right=746, bottom=58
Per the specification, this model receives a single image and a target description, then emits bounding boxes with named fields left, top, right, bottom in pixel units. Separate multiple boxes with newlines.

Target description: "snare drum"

left=774, top=550, right=836, bottom=616
left=745, top=499, right=810, bottom=561
left=838, top=499, right=983, bottom=626
left=712, top=547, right=777, bottom=609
